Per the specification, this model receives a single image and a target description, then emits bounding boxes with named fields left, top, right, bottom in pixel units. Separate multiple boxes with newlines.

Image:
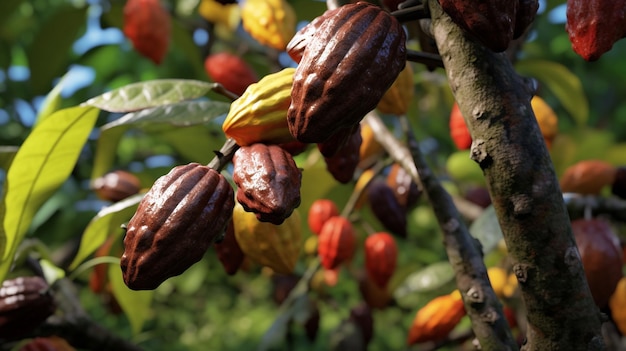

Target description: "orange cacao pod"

left=232, top=143, right=302, bottom=225
left=609, top=277, right=626, bottom=335
left=368, top=179, right=407, bottom=238
left=449, top=103, right=472, bottom=150
left=358, top=122, right=384, bottom=168
left=308, top=199, right=340, bottom=235
left=204, top=52, right=258, bottom=96
left=365, top=232, right=398, bottom=288
left=317, top=216, right=357, bottom=269
left=214, top=219, right=245, bottom=275
left=287, top=2, right=406, bottom=143
left=121, top=163, right=235, bottom=290
left=324, top=126, right=362, bottom=184
left=123, top=0, right=171, bottom=64
left=560, top=160, right=617, bottom=195
left=19, top=336, right=76, bottom=351
left=0, top=277, right=56, bottom=340
left=407, top=291, right=466, bottom=345
left=376, top=63, right=414, bottom=116
left=92, top=170, right=141, bottom=202
left=386, top=163, right=421, bottom=208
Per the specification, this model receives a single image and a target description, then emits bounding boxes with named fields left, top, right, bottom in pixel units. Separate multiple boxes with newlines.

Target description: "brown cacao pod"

left=358, top=270, right=391, bottom=309
left=559, top=159, right=617, bottom=195
left=572, top=218, right=623, bottom=308
left=349, top=303, right=374, bottom=345
left=121, top=163, right=235, bottom=290
left=318, top=125, right=359, bottom=158
left=566, top=0, right=626, bottom=61
left=214, top=219, right=245, bottom=275
left=407, top=290, right=466, bottom=345
left=514, top=0, right=539, bottom=38
left=307, top=199, right=340, bottom=235
left=0, top=276, right=56, bottom=340
left=287, top=2, right=407, bottom=143
left=324, top=126, right=362, bottom=184
left=286, top=12, right=328, bottom=64
left=386, top=163, right=421, bottom=208
left=439, top=0, right=518, bottom=52
left=364, top=232, right=398, bottom=288
left=317, top=216, right=357, bottom=269
left=92, top=170, right=141, bottom=202
left=232, top=143, right=302, bottom=225
left=368, top=178, right=407, bottom=238
left=272, top=274, right=300, bottom=305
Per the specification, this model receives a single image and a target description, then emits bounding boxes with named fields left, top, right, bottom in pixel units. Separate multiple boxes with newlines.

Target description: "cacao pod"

left=358, top=122, right=384, bottom=169
left=222, top=68, right=296, bottom=145
left=349, top=303, right=374, bottom=345
left=464, top=186, right=492, bottom=208
left=358, top=270, right=391, bottom=309
left=560, top=160, right=617, bottom=195
left=198, top=0, right=239, bottom=29
left=92, top=170, right=141, bottom=202
left=214, top=219, right=245, bottom=275
left=241, top=0, right=296, bottom=50
left=514, top=0, right=539, bottom=38
left=386, top=163, right=421, bottom=208
left=324, top=126, right=362, bottom=184
left=0, top=276, right=56, bottom=340
left=364, top=232, right=398, bottom=288
left=566, top=0, right=626, bottom=61
left=609, top=277, right=626, bottom=335
left=449, top=103, right=472, bottom=150
left=272, top=274, right=300, bottom=305
left=376, top=63, right=414, bottom=116
left=572, top=218, right=623, bottom=308
left=89, top=235, right=118, bottom=294
left=19, top=336, right=76, bottom=351
left=232, top=203, right=302, bottom=274
left=487, top=267, right=508, bottom=299
left=317, top=216, right=357, bottom=269
left=121, top=163, right=235, bottom=290
left=318, top=125, right=358, bottom=158
left=286, top=12, right=327, bottom=64
left=232, top=143, right=302, bottom=224
left=123, top=0, right=171, bottom=64
left=205, top=52, right=259, bottom=97
left=611, top=166, right=626, bottom=199
left=279, top=140, right=309, bottom=156
left=439, top=0, right=518, bottom=52
left=407, top=290, right=466, bottom=345
left=308, top=199, right=340, bottom=235
left=368, top=179, right=407, bottom=238
left=288, top=2, right=407, bottom=143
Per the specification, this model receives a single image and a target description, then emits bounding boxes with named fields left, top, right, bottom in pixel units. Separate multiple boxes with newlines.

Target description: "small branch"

left=210, top=83, right=240, bottom=101
left=207, top=138, right=240, bottom=171
left=390, top=5, right=429, bottom=22
left=406, top=50, right=444, bottom=68
left=564, top=194, right=626, bottom=222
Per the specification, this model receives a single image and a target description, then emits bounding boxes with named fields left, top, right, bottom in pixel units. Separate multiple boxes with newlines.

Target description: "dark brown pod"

left=92, top=170, right=141, bottom=202
left=272, top=274, right=300, bottom=305
left=286, top=12, right=327, bottom=64
left=214, top=219, right=245, bottom=275
left=0, top=276, right=56, bottom=341
left=233, top=144, right=302, bottom=225
left=121, top=163, right=235, bottom=290
left=304, top=301, right=321, bottom=342
left=279, top=140, right=310, bottom=156
left=513, top=0, right=538, bottom=38
left=368, top=179, right=407, bottom=237
left=324, top=126, right=362, bottom=184
left=439, top=0, right=518, bottom=52
left=288, top=2, right=406, bottom=143
left=318, top=125, right=359, bottom=158
left=349, top=303, right=374, bottom=345
left=612, top=167, right=626, bottom=199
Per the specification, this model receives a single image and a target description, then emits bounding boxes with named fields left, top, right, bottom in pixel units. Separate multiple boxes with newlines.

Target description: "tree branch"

left=426, top=1, right=605, bottom=350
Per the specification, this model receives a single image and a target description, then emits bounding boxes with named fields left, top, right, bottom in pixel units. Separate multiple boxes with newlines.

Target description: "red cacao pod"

left=368, top=179, right=407, bottom=238
left=308, top=199, right=340, bottom=235
left=279, top=140, right=310, bottom=156
left=214, top=219, right=245, bottom=275
left=287, top=2, right=407, bottom=143
left=121, top=163, right=235, bottom=290
left=19, top=336, right=76, bottom=351
left=204, top=52, right=259, bottom=96
left=449, top=103, right=472, bottom=150
left=0, top=277, right=56, bottom=340
left=317, top=216, right=357, bottom=269
left=232, top=143, right=302, bottom=225
left=364, top=232, right=398, bottom=288
left=324, top=126, right=362, bottom=184
left=123, top=0, right=171, bottom=64
left=92, top=170, right=141, bottom=202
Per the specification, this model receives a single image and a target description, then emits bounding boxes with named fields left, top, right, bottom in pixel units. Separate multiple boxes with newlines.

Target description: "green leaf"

left=83, top=79, right=218, bottom=113
left=0, top=0, right=25, bottom=31
left=0, top=146, right=19, bottom=170
left=0, top=106, right=99, bottom=282
left=35, top=75, right=68, bottom=125
left=40, top=258, right=65, bottom=285
left=69, top=194, right=143, bottom=271
left=516, top=59, right=589, bottom=127
left=394, top=261, right=455, bottom=300
left=108, top=263, right=153, bottom=335
left=90, top=100, right=230, bottom=179
left=469, top=205, right=503, bottom=254
left=156, top=126, right=225, bottom=165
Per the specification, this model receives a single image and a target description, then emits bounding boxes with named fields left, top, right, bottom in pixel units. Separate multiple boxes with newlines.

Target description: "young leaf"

left=0, top=106, right=99, bottom=282
left=84, top=79, right=217, bottom=112
left=108, top=263, right=153, bottom=335
left=69, top=194, right=143, bottom=270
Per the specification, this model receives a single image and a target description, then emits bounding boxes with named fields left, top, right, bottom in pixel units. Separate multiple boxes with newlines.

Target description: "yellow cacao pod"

left=530, top=96, right=558, bottom=145
left=407, top=290, right=466, bottom=345
left=232, top=202, right=301, bottom=274
left=222, top=68, right=296, bottom=146
left=241, top=0, right=296, bottom=50
left=610, top=277, right=626, bottom=335
left=376, top=63, right=414, bottom=115
left=198, top=0, right=240, bottom=30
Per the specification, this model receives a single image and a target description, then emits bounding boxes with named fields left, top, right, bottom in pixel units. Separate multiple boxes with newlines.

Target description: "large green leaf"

left=69, top=194, right=143, bottom=270
left=90, top=100, right=229, bottom=179
left=0, top=106, right=99, bottom=282
left=84, top=79, right=218, bottom=112
left=35, top=74, right=68, bottom=126
left=26, top=5, right=87, bottom=95
left=108, top=263, right=153, bottom=335
left=516, top=59, right=589, bottom=127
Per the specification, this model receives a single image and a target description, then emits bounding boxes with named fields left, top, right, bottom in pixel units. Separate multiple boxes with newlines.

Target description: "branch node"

left=443, top=218, right=460, bottom=233
left=470, top=140, right=492, bottom=170
left=513, top=263, right=531, bottom=283
left=480, top=307, right=499, bottom=324
left=466, top=285, right=485, bottom=303
left=510, top=194, right=534, bottom=218
left=564, top=246, right=581, bottom=275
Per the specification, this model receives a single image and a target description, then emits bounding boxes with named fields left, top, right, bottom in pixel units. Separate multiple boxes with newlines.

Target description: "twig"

left=406, top=50, right=444, bottom=68
left=207, top=138, right=240, bottom=171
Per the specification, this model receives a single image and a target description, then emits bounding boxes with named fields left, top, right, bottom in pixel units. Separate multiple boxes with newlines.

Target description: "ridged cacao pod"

left=123, top=0, right=171, bottom=64
left=222, top=68, right=296, bottom=146
left=349, top=303, right=374, bottom=345
left=386, top=163, right=421, bottom=208
left=92, top=170, right=141, bottom=202
left=324, top=126, right=362, bottom=184
left=308, top=199, right=340, bottom=235
left=317, top=216, right=357, bottom=269
left=407, top=290, right=466, bottom=345
left=514, top=0, right=539, bottom=38
left=232, top=203, right=302, bottom=274
left=572, top=218, right=623, bottom=308
left=205, top=52, right=259, bottom=96
left=121, top=163, right=235, bottom=290
left=318, top=125, right=358, bottom=158
left=0, top=276, right=56, bottom=340
left=376, top=63, right=414, bottom=116
left=214, top=219, right=245, bottom=275
left=439, top=0, right=518, bottom=52
left=368, top=179, right=407, bottom=238
left=279, top=140, right=309, bottom=156
left=560, top=160, right=617, bottom=195
left=566, top=0, right=626, bottom=61
left=365, top=232, right=398, bottom=288
left=232, top=143, right=302, bottom=224
left=241, top=0, right=296, bottom=50
left=611, top=167, right=626, bottom=199
left=288, top=2, right=407, bottom=143
left=19, top=336, right=76, bottom=351
left=286, top=12, right=328, bottom=64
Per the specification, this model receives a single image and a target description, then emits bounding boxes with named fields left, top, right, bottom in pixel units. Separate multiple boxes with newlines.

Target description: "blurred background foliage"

left=1, top=0, right=625, bottom=350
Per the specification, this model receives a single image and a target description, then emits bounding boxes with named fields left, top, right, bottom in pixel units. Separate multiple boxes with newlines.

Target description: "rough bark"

left=427, top=1, right=605, bottom=350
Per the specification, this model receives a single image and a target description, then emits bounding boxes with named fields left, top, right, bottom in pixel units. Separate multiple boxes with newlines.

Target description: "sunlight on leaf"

left=109, top=263, right=153, bottom=335
left=0, top=106, right=99, bottom=282
left=69, top=193, right=143, bottom=271
left=84, top=79, right=217, bottom=112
